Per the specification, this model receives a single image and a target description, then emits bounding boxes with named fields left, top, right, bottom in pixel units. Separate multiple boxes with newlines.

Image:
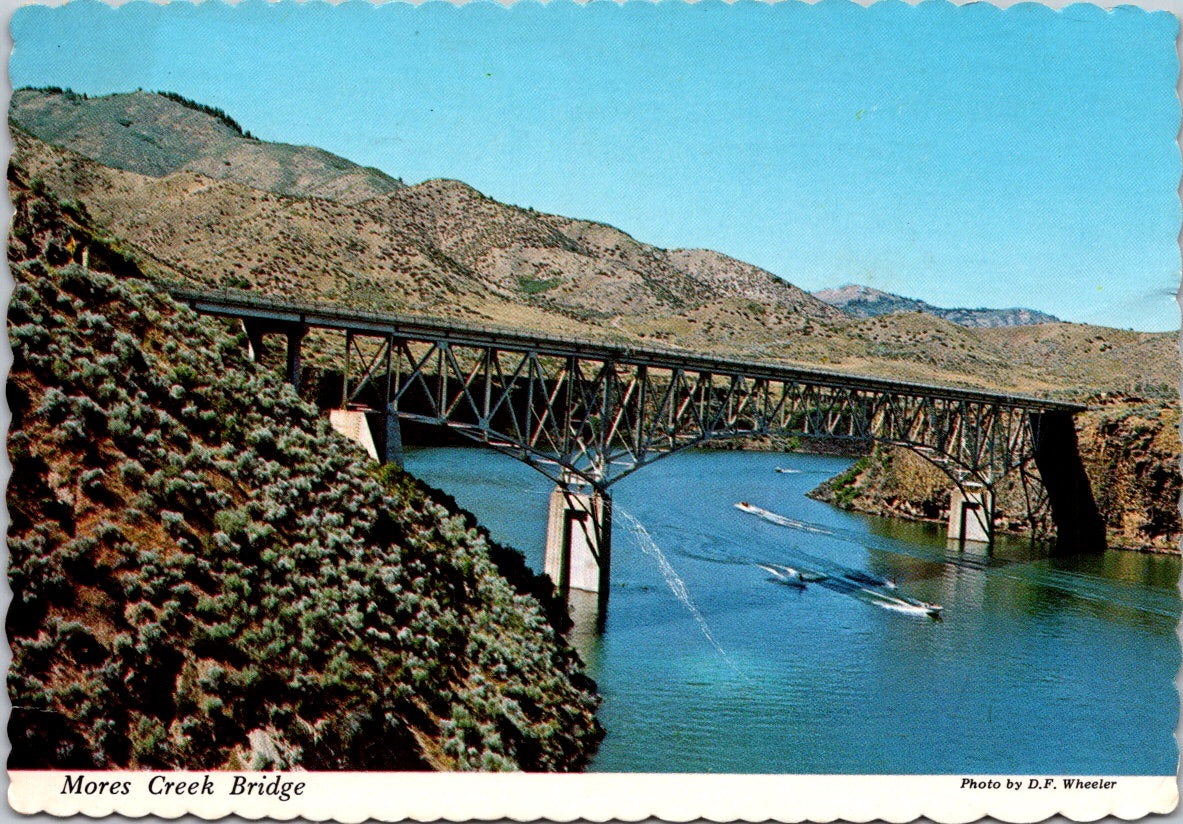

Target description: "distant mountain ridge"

left=813, top=284, right=1060, bottom=328
left=10, top=87, right=406, bottom=203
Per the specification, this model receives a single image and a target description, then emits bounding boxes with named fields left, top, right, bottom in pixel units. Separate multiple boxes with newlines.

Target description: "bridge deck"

left=168, top=286, right=1085, bottom=414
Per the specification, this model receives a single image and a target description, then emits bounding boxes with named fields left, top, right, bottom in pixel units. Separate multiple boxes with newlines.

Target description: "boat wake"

left=867, top=596, right=943, bottom=617
left=734, top=498, right=1175, bottom=622
left=617, top=506, right=745, bottom=673
left=738, top=502, right=941, bottom=618
left=756, top=563, right=828, bottom=588
left=736, top=501, right=835, bottom=536
left=796, top=567, right=940, bottom=618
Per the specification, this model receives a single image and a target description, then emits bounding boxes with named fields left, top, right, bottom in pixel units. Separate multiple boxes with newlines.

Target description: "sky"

left=9, top=0, right=1182, bottom=331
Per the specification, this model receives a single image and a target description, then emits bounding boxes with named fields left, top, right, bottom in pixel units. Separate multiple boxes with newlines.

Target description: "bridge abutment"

left=544, top=483, right=612, bottom=626
left=330, top=409, right=379, bottom=459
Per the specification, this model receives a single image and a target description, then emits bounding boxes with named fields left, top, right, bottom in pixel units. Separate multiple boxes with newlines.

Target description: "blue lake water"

left=403, top=447, right=1180, bottom=774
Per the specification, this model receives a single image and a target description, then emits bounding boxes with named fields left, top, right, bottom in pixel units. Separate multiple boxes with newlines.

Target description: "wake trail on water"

left=616, top=506, right=746, bottom=676
left=868, top=597, right=940, bottom=617
left=742, top=501, right=1177, bottom=621
left=742, top=507, right=837, bottom=537
left=729, top=504, right=940, bottom=616
left=752, top=557, right=937, bottom=618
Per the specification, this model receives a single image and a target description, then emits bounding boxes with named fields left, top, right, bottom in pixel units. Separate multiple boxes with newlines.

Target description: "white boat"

left=774, top=467, right=802, bottom=474
left=757, top=563, right=806, bottom=587
left=867, top=590, right=943, bottom=618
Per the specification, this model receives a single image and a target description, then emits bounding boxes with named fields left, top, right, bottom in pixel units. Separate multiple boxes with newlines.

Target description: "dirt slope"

left=10, top=89, right=1178, bottom=400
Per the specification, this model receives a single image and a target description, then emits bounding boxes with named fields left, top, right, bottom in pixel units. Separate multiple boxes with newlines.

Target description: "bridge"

left=170, top=287, right=1105, bottom=623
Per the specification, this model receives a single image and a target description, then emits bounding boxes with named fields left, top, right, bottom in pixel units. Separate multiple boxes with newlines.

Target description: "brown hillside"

left=666, top=248, right=843, bottom=316
left=11, top=88, right=405, bottom=203
left=975, top=323, right=1178, bottom=398
left=12, top=129, right=488, bottom=311
left=10, top=109, right=1177, bottom=400
left=361, top=181, right=846, bottom=327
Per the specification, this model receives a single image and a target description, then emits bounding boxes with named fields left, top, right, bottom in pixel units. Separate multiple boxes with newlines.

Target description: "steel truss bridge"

left=171, top=287, right=1103, bottom=617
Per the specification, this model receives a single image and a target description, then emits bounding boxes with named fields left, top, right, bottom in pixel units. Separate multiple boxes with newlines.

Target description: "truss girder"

left=329, top=330, right=1053, bottom=493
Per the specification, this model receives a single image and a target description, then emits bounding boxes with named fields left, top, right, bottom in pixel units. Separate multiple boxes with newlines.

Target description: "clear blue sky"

left=10, top=0, right=1181, bottom=331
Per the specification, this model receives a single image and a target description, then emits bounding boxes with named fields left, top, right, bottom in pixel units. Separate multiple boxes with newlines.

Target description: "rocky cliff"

left=1075, top=398, right=1181, bottom=552
left=810, top=397, right=1180, bottom=554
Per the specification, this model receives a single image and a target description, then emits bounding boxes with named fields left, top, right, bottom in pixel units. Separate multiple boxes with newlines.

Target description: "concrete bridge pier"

left=329, top=406, right=404, bottom=466
left=947, top=482, right=993, bottom=546
left=241, top=319, right=307, bottom=393
left=243, top=320, right=266, bottom=363
left=544, top=481, right=612, bottom=630
left=284, top=326, right=306, bottom=391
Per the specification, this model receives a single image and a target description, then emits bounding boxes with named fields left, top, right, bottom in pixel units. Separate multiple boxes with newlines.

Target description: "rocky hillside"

left=362, top=178, right=846, bottom=328
left=6, top=177, right=602, bottom=770
left=813, top=283, right=1061, bottom=328
left=12, top=89, right=1176, bottom=402
left=811, top=397, right=1181, bottom=553
left=9, top=87, right=1177, bottom=560
left=11, top=87, right=405, bottom=203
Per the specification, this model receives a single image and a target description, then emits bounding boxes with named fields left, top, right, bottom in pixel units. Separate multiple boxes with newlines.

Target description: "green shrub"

left=6, top=187, right=602, bottom=772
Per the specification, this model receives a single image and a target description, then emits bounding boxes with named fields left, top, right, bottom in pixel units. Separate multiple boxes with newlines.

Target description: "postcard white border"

left=2, top=0, right=1181, bottom=822
left=4, top=772, right=1177, bottom=822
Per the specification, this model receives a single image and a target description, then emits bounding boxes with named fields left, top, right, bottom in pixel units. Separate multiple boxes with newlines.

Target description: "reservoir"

left=403, top=447, right=1179, bottom=775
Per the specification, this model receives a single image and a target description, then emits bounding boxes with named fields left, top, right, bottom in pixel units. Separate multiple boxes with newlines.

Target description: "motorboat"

left=757, top=563, right=806, bottom=588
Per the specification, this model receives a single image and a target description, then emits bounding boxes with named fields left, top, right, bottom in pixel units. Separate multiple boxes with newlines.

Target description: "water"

left=402, top=447, right=1180, bottom=774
